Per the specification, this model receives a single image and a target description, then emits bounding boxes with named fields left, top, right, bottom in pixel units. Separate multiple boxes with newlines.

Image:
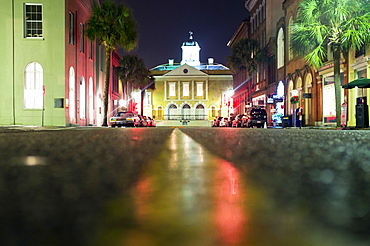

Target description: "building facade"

left=283, top=0, right=319, bottom=126
left=1, top=0, right=67, bottom=126
left=245, top=0, right=285, bottom=125
left=150, top=33, right=233, bottom=121
left=0, top=0, right=118, bottom=127
left=227, top=19, right=250, bottom=116
left=230, top=0, right=370, bottom=127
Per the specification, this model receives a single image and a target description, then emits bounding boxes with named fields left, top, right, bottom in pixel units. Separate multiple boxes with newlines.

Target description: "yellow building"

left=149, top=32, right=233, bottom=123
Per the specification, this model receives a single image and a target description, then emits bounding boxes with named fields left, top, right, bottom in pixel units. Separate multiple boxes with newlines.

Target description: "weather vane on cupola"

left=189, top=31, right=193, bottom=40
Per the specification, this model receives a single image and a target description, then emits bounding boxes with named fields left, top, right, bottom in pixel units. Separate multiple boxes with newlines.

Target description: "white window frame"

left=24, top=3, right=43, bottom=38
left=24, top=62, right=43, bottom=109
left=196, top=82, right=203, bottom=97
left=277, top=28, right=285, bottom=69
left=183, top=82, right=190, bottom=97
left=169, top=82, right=176, bottom=97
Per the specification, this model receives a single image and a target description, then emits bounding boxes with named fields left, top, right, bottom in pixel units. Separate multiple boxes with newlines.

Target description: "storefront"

left=322, top=73, right=344, bottom=124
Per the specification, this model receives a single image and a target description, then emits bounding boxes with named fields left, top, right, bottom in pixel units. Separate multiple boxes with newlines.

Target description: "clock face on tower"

left=183, top=69, right=188, bottom=74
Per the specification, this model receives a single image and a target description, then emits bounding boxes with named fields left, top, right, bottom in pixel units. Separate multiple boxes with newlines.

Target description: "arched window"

left=89, top=77, right=94, bottom=125
left=182, top=104, right=191, bottom=120
left=288, top=16, right=294, bottom=61
left=288, top=80, right=294, bottom=114
left=211, top=106, right=216, bottom=118
left=69, top=67, right=76, bottom=122
left=158, top=106, right=163, bottom=119
left=196, top=104, right=205, bottom=120
left=277, top=28, right=285, bottom=69
left=24, top=62, right=43, bottom=109
left=80, top=77, right=86, bottom=120
left=168, top=104, right=177, bottom=120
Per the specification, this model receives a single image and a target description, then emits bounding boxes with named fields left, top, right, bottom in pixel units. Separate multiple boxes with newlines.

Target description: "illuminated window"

left=69, top=67, right=76, bottom=122
left=168, top=104, right=177, bottom=120
left=169, top=82, right=176, bottom=97
left=183, top=82, right=189, bottom=97
left=288, top=16, right=293, bottom=61
left=80, top=77, right=85, bottom=119
left=211, top=106, right=216, bottom=117
left=145, top=91, right=152, bottom=105
left=24, top=62, right=43, bottom=109
left=196, top=82, right=203, bottom=97
left=182, top=104, right=191, bottom=120
left=277, top=28, right=285, bottom=69
left=196, top=104, right=205, bottom=120
left=89, top=77, right=94, bottom=125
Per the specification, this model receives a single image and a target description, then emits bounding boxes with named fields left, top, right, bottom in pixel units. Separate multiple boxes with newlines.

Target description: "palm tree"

left=86, top=0, right=137, bottom=126
left=290, top=0, right=370, bottom=127
left=228, top=38, right=267, bottom=106
left=228, top=38, right=264, bottom=74
left=115, top=55, right=154, bottom=115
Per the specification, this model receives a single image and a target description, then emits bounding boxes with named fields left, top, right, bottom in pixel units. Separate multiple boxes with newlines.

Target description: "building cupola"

left=181, top=31, right=201, bottom=66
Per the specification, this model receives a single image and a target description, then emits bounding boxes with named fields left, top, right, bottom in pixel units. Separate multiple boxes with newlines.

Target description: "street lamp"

left=226, top=88, right=234, bottom=117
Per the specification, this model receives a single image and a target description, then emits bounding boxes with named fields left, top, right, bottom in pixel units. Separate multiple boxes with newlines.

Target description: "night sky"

left=114, top=0, right=249, bottom=69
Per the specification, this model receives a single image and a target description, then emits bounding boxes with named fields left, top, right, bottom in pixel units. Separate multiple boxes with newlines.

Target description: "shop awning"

left=342, top=77, right=370, bottom=89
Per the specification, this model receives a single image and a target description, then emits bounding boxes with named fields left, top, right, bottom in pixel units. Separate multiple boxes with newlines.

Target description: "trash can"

left=282, top=115, right=292, bottom=127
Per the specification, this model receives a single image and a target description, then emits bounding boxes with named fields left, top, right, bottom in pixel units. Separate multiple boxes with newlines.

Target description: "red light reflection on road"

left=213, top=160, right=247, bottom=245
left=127, top=129, right=248, bottom=245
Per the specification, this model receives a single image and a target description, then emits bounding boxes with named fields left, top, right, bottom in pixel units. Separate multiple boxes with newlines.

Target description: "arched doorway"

left=195, top=104, right=205, bottom=120
left=304, top=73, right=313, bottom=125
left=168, top=104, right=177, bottom=120
left=287, top=80, right=294, bottom=115
left=79, top=77, right=86, bottom=125
left=89, top=77, right=94, bottom=125
left=211, top=106, right=216, bottom=118
left=182, top=104, right=191, bottom=120
left=69, top=67, right=76, bottom=123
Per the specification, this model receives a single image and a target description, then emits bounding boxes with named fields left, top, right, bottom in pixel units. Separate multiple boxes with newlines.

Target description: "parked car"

left=110, top=111, right=140, bottom=127
left=139, top=115, right=156, bottom=127
left=219, top=117, right=229, bottom=127
left=138, top=115, right=148, bottom=127
left=245, top=108, right=267, bottom=128
left=232, top=114, right=246, bottom=127
left=212, top=117, right=223, bottom=127
left=147, top=117, right=156, bottom=127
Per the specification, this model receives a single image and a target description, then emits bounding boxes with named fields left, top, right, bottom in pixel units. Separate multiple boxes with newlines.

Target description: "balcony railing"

left=164, top=114, right=208, bottom=120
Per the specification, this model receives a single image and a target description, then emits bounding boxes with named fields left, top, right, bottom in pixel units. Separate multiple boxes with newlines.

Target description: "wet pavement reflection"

left=124, top=128, right=248, bottom=245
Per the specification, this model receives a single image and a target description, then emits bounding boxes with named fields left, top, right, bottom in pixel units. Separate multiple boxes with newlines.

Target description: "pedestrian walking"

left=296, top=106, right=303, bottom=128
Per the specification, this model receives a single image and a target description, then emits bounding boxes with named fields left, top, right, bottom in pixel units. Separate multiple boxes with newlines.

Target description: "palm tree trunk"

left=333, top=45, right=341, bottom=127
left=102, top=47, right=112, bottom=127
left=141, top=89, right=145, bottom=116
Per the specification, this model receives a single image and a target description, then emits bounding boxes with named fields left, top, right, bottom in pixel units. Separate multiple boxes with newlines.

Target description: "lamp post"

left=226, top=88, right=234, bottom=117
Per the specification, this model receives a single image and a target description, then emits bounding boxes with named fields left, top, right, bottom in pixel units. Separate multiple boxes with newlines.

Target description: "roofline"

left=228, top=19, right=250, bottom=47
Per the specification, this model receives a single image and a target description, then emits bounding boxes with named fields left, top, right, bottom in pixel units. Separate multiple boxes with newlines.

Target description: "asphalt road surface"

left=0, top=126, right=369, bottom=246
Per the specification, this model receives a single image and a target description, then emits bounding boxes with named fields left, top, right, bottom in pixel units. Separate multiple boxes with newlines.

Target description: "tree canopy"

left=291, top=0, right=370, bottom=68
left=86, top=0, right=137, bottom=126
left=290, top=0, right=370, bottom=127
left=228, top=38, right=266, bottom=74
left=116, top=55, right=153, bottom=90
left=86, top=0, right=137, bottom=51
